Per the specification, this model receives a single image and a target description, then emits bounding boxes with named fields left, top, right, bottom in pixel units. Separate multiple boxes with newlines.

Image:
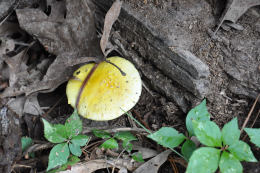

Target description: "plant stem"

left=123, top=110, right=187, bottom=161
left=124, top=111, right=152, bottom=135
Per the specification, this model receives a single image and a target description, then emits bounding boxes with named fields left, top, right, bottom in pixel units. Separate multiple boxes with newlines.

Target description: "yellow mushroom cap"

left=66, top=57, right=142, bottom=121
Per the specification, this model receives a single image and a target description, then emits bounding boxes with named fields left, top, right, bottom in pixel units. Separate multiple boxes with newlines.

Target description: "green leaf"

left=186, top=147, right=220, bottom=173
left=244, top=128, right=260, bottom=147
left=192, top=120, right=222, bottom=147
left=114, top=131, right=137, bottom=142
left=228, top=140, right=257, bottom=162
left=47, top=143, right=70, bottom=171
left=42, top=119, right=67, bottom=143
left=92, top=129, right=111, bottom=139
left=219, top=151, right=242, bottom=173
left=71, top=135, right=89, bottom=146
left=21, top=137, right=33, bottom=152
left=186, top=99, right=211, bottom=136
left=132, top=152, right=144, bottom=162
left=123, top=140, right=133, bottom=153
left=100, top=138, right=118, bottom=149
left=69, top=143, right=82, bottom=157
left=147, top=127, right=186, bottom=148
left=65, top=110, right=82, bottom=138
left=181, top=140, right=196, bottom=160
left=222, top=118, right=240, bottom=146
left=48, top=156, right=80, bottom=173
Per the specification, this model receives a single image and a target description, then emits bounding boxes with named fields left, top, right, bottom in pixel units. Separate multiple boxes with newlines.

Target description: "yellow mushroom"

left=66, top=57, right=142, bottom=121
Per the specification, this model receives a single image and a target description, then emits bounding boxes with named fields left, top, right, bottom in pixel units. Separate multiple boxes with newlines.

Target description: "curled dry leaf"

left=100, top=0, right=122, bottom=56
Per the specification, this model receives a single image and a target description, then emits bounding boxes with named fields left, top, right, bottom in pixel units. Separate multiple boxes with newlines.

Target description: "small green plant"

left=21, top=136, right=33, bottom=152
left=42, top=110, right=90, bottom=171
left=93, top=129, right=144, bottom=162
left=126, top=99, right=259, bottom=173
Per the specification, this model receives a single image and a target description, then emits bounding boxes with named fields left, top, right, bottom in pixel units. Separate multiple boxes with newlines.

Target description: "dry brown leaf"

left=133, top=150, right=172, bottom=173
left=100, top=0, right=122, bottom=56
left=220, top=0, right=260, bottom=24
left=60, top=158, right=139, bottom=173
left=4, top=49, right=27, bottom=87
left=132, top=146, right=158, bottom=159
left=23, top=94, right=43, bottom=115
left=1, top=0, right=102, bottom=97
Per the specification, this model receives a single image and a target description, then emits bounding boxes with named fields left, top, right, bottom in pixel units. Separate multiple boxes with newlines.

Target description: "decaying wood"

left=93, top=0, right=210, bottom=112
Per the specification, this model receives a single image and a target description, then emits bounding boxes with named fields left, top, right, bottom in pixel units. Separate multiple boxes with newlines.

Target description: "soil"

left=0, top=0, right=259, bottom=173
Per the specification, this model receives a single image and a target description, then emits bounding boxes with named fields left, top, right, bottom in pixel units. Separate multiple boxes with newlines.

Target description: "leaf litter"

left=0, top=0, right=259, bottom=172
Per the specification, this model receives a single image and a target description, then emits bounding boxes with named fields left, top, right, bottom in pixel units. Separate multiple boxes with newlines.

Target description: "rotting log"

left=92, top=0, right=210, bottom=112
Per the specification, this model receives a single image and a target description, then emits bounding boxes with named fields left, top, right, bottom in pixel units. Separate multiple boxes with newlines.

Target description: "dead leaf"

left=1, top=0, right=102, bottom=97
left=4, top=49, right=27, bottom=87
left=7, top=96, right=26, bottom=117
left=100, top=0, right=122, bottom=56
left=59, top=159, right=124, bottom=173
left=220, top=0, right=260, bottom=24
left=16, top=0, right=100, bottom=56
left=133, top=150, right=172, bottom=173
left=23, top=94, right=43, bottom=115
left=133, top=146, right=158, bottom=159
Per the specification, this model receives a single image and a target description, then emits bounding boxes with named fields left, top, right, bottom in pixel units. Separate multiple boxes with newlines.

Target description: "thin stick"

left=82, top=127, right=148, bottom=134
left=41, top=95, right=65, bottom=119
left=241, top=94, right=260, bottom=134
left=111, top=148, right=126, bottom=173
left=242, top=109, right=260, bottom=141
left=76, top=63, right=99, bottom=109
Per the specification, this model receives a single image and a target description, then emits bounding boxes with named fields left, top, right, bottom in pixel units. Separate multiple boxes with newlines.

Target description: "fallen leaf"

left=133, top=150, right=172, bottom=173
left=133, top=146, right=158, bottom=159
left=100, top=0, right=122, bottom=56
left=220, top=0, right=260, bottom=24
left=3, top=0, right=102, bottom=97
left=7, top=96, right=26, bottom=117
left=4, top=50, right=27, bottom=87
left=60, top=158, right=140, bottom=173
left=23, top=94, right=43, bottom=116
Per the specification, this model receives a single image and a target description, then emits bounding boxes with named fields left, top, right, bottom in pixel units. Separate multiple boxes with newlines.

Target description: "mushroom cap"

left=66, top=57, right=142, bottom=121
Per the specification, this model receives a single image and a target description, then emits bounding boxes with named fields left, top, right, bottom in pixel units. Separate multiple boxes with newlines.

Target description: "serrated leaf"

left=181, top=140, right=196, bottom=160
left=100, top=138, right=118, bottom=149
left=47, top=143, right=70, bottom=171
left=21, top=137, right=33, bottom=152
left=219, top=151, right=242, bottom=173
left=114, top=131, right=137, bottom=143
left=42, top=119, right=67, bottom=143
left=132, top=152, right=144, bottom=162
left=244, top=128, right=260, bottom=147
left=65, top=110, right=82, bottom=138
left=69, top=143, right=82, bottom=157
left=192, top=120, right=222, bottom=147
left=228, top=140, right=257, bottom=162
left=71, top=135, right=89, bottom=146
left=92, top=129, right=111, bottom=139
left=48, top=155, right=80, bottom=173
left=148, top=127, right=186, bottom=148
left=123, top=140, right=133, bottom=153
left=186, top=99, right=211, bottom=136
left=222, top=118, right=240, bottom=146
left=186, top=147, right=220, bottom=173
